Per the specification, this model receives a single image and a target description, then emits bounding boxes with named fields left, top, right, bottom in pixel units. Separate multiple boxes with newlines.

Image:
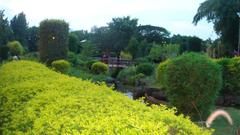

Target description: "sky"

left=0, top=0, right=218, bottom=40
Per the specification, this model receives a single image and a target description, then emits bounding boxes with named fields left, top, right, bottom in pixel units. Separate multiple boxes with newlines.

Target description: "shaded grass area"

left=211, top=107, right=240, bottom=135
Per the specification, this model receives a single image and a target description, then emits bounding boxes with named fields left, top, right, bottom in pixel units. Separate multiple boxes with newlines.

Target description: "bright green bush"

left=39, top=19, right=69, bottom=64
left=136, top=63, right=154, bottom=76
left=7, top=41, right=24, bottom=56
left=164, top=53, right=222, bottom=120
left=215, top=57, right=240, bottom=96
left=156, top=59, right=171, bottom=89
left=51, top=59, right=70, bottom=73
left=0, top=60, right=212, bottom=134
left=91, top=61, right=108, bottom=74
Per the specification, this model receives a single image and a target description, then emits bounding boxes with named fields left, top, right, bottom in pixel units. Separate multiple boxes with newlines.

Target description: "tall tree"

left=193, top=0, right=240, bottom=55
left=27, top=26, right=39, bottom=52
left=0, top=10, right=12, bottom=46
left=10, top=12, right=28, bottom=47
left=90, top=26, right=113, bottom=56
left=108, top=16, right=138, bottom=56
left=127, top=37, right=139, bottom=59
left=136, top=25, right=170, bottom=44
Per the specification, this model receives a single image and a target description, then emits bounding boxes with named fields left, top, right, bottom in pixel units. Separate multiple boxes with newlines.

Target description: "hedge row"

left=0, top=61, right=211, bottom=134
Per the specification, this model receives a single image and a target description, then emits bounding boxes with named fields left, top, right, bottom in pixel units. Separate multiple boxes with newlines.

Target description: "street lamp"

left=237, top=12, right=240, bottom=55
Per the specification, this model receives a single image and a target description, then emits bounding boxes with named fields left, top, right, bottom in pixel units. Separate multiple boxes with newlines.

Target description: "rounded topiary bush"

left=7, top=41, right=24, bottom=56
left=91, top=61, right=108, bottom=74
left=164, top=53, right=222, bottom=120
left=117, top=66, right=137, bottom=85
left=136, top=63, right=154, bottom=76
left=51, top=59, right=70, bottom=73
left=156, top=59, right=171, bottom=89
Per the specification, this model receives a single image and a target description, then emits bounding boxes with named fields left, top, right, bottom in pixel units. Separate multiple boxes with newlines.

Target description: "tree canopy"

left=193, top=0, right=240, bottom=54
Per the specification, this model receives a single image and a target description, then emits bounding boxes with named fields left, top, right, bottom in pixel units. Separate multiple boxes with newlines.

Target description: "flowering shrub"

left=0, top=60, right=212, bottom=134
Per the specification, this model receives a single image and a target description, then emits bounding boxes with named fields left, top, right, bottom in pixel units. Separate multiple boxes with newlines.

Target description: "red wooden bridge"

left=98, top=57, right=134, bottom=68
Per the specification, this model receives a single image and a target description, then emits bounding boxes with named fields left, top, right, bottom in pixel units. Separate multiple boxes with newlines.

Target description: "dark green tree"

left=108, top=16, right=138, bottom=56
left=68, top=33, right=79, bottom=53
left=193, top=0, right=240, bottom=55
left=10, top=12, right=28, bottom=47
left=136, top=25, right=170, bottom=44
left=39, top=19, right=69, bottom=64
left=0, top=10, right=12, bottom=46
left=127, top=37, right=139, bottom=59
left=90, top=26, right=113, bottom=56
left=27, top=26, right=39, bottom=52
left=188, top=36, right=202, bottom=52
left=137, top=39, right=152, bottom=58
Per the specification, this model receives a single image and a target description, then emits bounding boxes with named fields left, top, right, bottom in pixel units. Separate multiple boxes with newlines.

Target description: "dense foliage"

left=0, top=61, right=212, bottom=134
left=51, top=59, right=70, bottom=74
left=136, top=63, right=154, bottom=76
left=193, top=0, right=240, bottom=55
left=7, top=41, right=24, bottom=56
left=215, top=57, right=240, bottom=96
left=10, top=12, right=28, bottom=47
left=91, top=61, right=109, bottom=74
left=163, top=53, right=222, bottom=120
left=156, top=59, right=171, bottom=89
left=39, top=19, right=69, bottom=64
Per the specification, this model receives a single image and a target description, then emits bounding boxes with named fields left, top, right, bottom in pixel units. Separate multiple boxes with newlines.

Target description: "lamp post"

left=237, top=12, right=240, bottom=55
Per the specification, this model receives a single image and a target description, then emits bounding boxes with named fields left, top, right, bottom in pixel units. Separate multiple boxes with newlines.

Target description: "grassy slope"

left=0, top=60, right=211, bottom=134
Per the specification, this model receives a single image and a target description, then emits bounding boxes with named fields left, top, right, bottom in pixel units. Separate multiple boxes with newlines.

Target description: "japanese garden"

left=0, top=0, right=240, bottom=134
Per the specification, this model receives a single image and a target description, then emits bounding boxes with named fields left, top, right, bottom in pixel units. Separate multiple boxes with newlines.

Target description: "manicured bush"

left=0, top=60, right=211, bottom=134
left=117, top=66, right=137, bottom=84
left=85, top=59, right=98, bottom=70
left=215, top=57, right=240, bottom=96
left=91, top=61, right=108, bottom=74
left=39, top=19, right=69, bottom=64
left=129, top=73, right=145, bottom=85
left=51, top=59, right=70, bottom=73
left=156, top=59, right=171, bottom=89
left=164, top=53, right=222, bottom=120
left=136, top=63, right=154, bottom=76
left=7, top=41, right=24, bottom=56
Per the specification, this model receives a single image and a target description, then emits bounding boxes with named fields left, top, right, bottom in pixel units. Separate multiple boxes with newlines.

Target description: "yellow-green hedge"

left=0, top=60, right=212, bottom=134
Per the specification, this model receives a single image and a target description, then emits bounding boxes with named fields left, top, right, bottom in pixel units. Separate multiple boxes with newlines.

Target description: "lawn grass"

left=211, top=107, right=240, bottom=135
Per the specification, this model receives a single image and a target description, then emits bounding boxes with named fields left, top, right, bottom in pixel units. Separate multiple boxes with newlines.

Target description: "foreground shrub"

left=164, top=53, right=222, bottom=120
left=156, top=59, right=171, bottom=89
left=51, top=59, right=70, bottom=73
left=91, top=61, right=108, bottom=74
left=39, top=19, right=69, bottom=64
left=216, top=57, right=240, bottom=96
left=7, top=41, right=24, bottom=56
left=136, top=63, right=154, bottom=76
left=0, top=60, right=211, bottom=134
